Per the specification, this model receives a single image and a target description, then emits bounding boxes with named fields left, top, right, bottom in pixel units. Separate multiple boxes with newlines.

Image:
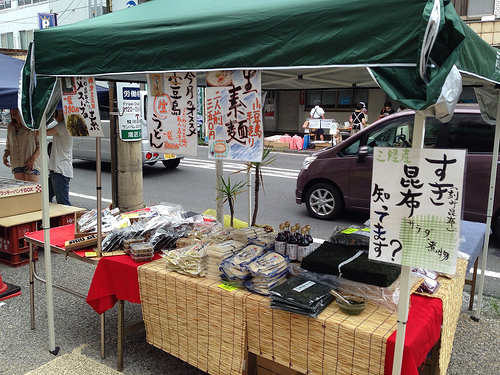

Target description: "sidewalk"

left=0, top=250, right=499, bottom=375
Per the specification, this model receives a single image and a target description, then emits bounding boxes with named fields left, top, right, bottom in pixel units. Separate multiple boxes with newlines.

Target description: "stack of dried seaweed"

left=268, top=275, right=334, bottom=318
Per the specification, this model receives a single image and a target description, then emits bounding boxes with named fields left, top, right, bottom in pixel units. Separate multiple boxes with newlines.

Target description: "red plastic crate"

left=0, top=222, right=36, bottom=254
left=0, top=248, right=38, bottom=267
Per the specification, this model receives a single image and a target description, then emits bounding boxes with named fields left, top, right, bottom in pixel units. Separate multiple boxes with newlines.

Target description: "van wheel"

left=162, top=158, right=180, bottom=169
left=305, top=183, right=343, bottom=220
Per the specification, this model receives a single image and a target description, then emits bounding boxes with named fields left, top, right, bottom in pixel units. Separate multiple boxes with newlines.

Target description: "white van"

left=71, top=91, right=183, bottom=169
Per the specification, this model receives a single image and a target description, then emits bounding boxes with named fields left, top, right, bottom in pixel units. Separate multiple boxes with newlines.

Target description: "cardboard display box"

left=0, top=178, right=41, bottom=219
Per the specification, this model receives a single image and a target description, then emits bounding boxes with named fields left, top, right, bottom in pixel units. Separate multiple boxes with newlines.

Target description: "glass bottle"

left=305, top=225, right=314, bottom=255
left=283, top=221, right=291, bottom=241
left=297, top=227, right=310, bottom=262
left=286, top=225, right=299, bottom=261
left=274, top=223, right=287, bottom=255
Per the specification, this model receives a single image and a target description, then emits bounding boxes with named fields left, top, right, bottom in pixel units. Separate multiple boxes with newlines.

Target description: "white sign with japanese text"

left=146, top=72, right=198, bottom=156
left=60, top=77, right=104, bottom=137
left=116, top=82, right=141, bottom=141
left=206, top=70, right=263, bottom=162
left=369, top=147, right=466, bottom=274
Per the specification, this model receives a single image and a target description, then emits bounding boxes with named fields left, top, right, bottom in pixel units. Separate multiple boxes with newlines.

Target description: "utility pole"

left=107, top=0, right=144, bottom=212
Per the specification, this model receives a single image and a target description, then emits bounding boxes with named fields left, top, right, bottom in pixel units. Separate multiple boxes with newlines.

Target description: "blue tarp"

left=0, top=53, right=24, bottom=109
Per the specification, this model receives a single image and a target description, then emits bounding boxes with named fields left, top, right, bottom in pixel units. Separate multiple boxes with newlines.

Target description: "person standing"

left=2, top=108, right=40, bottom=182
left=350, top=103, right=366, bottom=136
left=378, top=101, right=395, bottom=119
left=310, top=99, right=325, bottom=141
left=359, top=101, right=368, bottom=123
left=46, top=109, right=73, bottom=205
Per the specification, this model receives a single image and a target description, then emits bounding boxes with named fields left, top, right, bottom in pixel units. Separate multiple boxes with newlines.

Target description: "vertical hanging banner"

left=206, top=70, right=263, bottom=162
left=60, top=77, right=104, bottom=137
left=146, top=72, right=197, bottom=156
left=116, top=82, right=141, bottom=141
left=369, top=147, right=466, bottom=274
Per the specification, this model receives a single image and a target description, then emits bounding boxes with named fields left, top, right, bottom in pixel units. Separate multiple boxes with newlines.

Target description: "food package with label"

left=244, top=251, right=289, bottom=295
left=206, top=240, right=246, bottom=280
left=268, top=275, right=334, bottom=318
left=162, top=241, right=211, bottom=277
left=219, top=244, right=265, bottom=281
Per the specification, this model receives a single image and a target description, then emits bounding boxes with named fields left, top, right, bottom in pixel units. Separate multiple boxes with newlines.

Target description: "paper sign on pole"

left=60, top=77, right=104, bottom=137
left=369, top=147, right=466, bottom=274
left=146, top=72, right=198, bottom=156
left=206, top=70, right=263, bottom=162
left=116, top=82, right=141, bottom=141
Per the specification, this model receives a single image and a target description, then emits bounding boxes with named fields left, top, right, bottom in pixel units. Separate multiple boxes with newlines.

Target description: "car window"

left=339, top=115, right=455, bottom=156
left=442, top=114, right=494, bottom=153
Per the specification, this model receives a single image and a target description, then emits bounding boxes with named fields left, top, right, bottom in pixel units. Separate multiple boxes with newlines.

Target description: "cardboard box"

left=264, top=141, right=290, bottom=149
left=0, top=178, right=41, bottom=219
left=256, top=356, right=303, bottom=375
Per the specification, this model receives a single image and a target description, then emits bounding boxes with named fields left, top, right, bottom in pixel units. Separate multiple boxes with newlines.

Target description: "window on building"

left=468, top=0, right=494, bottom=17
left=306, top=89, right=369, bottom=111
left=0, top=0, right=12, bottom=9
left=1, top=33, right=14, bottom=49
left=18, top=0, right=32, bottom=5
left=20, top=30, right=34, bottom=50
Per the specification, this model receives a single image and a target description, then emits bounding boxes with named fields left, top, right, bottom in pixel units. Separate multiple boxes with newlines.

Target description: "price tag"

left=218, top=282, right=239, bottom=291
left=341, top=228, right=359, bottom=234
left=85, top=251, right=98, bottom=257
left=361, top=228, right=371, bottom=232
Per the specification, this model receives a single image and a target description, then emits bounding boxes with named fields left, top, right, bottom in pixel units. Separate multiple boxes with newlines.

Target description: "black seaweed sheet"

left=268, top=275, right=334, bottom=317
left=301, top=242, right=401, bottom=287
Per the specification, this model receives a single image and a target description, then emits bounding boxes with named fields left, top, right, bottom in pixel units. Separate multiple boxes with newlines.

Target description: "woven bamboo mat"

left=415, top=257, right=468, bottom=375
left=138, top=259, right=251, bottom=375
left=246, top=292, right=398, bottom=375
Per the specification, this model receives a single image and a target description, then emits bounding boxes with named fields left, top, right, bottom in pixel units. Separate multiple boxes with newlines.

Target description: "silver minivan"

left=295, top=104, right=500, bottom=238
left=71, top=91, right=183, bottom=169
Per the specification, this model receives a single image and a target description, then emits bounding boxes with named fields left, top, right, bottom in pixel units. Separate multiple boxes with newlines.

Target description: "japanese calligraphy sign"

left=116, top=82, right=141, bottom=141
left=146, top=72, right=198, bottom=156
left=206, top=70, right=263, bottom=162
left=370, top=147, right=466, bottom=274
left=60, top=77, right=104, bottom=137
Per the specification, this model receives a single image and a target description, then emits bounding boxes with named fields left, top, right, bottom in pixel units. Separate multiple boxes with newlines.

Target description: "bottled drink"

left=274, top=223, right=287, bottom=255
left=286, top=225, right=299, bottom=261
left=297, top=227, right=310, bottom=262
left=305, top=225, right=314, bottom=255
left=283, top=221, right=291, bottom=241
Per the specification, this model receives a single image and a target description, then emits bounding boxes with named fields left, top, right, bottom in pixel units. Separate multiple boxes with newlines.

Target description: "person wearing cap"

left=310, top=99, right=325, bottom=141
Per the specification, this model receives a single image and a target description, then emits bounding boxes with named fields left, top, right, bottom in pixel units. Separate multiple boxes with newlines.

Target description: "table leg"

left=101, top=312, right=106, bottom=359
left=468, top=258, right=479, bottom=311
left=117, top=300, right=124, bottom=371
left=29, top=243, right=35, bottom=330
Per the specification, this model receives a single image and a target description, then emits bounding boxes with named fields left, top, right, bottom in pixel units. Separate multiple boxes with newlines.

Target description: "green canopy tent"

left=18, top=0, right=500, bottom=373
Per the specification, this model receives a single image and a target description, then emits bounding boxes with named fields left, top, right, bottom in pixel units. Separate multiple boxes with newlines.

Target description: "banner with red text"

left=147, top=72, right=197, bottom=156
left=206, top=70, right=263, bottom=162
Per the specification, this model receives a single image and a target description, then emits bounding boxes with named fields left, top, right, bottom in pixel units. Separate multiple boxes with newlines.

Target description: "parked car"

left=295, top=104, right=500, bottom=238
left=59, top=91, right=183, bottom=168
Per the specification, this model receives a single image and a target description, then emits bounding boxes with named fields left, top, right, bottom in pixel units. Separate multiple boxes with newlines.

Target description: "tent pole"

left=215, top=160, right=224, bottom=224
left=472, top=92, right=500, bottom=320
left=40, top=112, right=59, bottom=355
left=96, top=137, right=102, bottom=258
left=247, top=172, right=252, bottom=225
left=392, top=112, right=426, bottom=375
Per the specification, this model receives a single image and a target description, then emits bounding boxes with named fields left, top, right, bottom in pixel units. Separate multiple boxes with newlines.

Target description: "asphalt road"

left=0, top=129, right=498, bottom=300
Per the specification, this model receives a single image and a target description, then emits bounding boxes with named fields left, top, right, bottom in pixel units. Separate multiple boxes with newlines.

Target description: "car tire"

left=305, top=183, right=343, bottom=220
left=162, top=158, right=181, bottom=169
